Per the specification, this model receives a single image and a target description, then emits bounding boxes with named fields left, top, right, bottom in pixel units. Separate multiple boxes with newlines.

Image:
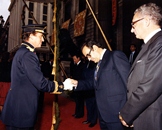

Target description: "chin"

left=38, top=45, right=41, bottom=48
left=135, top=35, right=140, bottom=39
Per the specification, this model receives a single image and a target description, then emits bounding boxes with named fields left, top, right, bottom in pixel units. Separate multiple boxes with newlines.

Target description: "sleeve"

left=112, top=51, right=130, bottom=88
left=120, top=42, right=162, bottom=125
left=51, top=81, right=64, bottom=94
left=22, top=52, right=63, bottom=93
left=76, top=78, right=94, bottom=91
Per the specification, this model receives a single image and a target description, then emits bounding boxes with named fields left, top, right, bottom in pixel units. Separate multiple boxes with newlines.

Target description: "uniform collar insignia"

left=21, top=42, right=35, bottom=52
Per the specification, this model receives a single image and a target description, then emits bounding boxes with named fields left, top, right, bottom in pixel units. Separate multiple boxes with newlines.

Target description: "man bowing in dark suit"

left=119, top=3, right=162, bottom=130
left=64, top=40, right=130, bottom=130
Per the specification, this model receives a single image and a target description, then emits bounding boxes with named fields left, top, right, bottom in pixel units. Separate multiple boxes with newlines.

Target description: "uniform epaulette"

left=21, top=43, right=35, bottom=52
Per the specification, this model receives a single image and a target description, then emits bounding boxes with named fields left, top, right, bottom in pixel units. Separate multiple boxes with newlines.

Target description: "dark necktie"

left=94, top=60, right=102, bottom=81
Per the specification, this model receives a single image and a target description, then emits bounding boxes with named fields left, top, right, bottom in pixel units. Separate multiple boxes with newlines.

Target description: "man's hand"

left=119, top=113, right=133, bottom=127
left=70, top=79, right=78, bottom=86
left=63, top=78, right=77, bottom=90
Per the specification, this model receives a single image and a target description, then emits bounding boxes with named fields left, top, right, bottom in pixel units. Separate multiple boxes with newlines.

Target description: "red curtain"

left=0, top=82, right=10, bottom=106
left=112, top=0, right=117, bottom=25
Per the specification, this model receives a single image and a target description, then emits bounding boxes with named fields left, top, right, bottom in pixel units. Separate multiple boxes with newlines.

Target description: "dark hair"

left=81, top=40, right=103, bottom=51
left=72, top=51, right=82, bottom=58
left=22, top=31, right=36, bottom=42
left=130, top=44, right=136, bottom=48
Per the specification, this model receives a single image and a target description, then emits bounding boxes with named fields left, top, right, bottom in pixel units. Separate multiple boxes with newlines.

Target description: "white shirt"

left=144, top=28, right=161, bottom=44
left=100, top=48, right=106, bottom=60
left=76, top=60, right=81, bottom=65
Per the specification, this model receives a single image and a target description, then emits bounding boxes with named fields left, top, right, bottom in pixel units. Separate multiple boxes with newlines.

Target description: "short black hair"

left=130, top=44, right=136, bottom=48
left=81, top=39, right=103, bottom=51
left=71, top=51, right=82, bottom=58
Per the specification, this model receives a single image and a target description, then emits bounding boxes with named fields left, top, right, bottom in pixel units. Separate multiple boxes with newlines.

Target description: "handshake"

left=63, top=78, right=78, bottom=91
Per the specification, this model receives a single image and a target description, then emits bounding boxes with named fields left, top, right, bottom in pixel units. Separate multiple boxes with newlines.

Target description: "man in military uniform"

left=0, top=24, right=68, bottom=130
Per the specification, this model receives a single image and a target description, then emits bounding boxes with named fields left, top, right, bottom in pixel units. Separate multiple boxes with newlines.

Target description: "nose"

left=42, top=37, right=44, bottom=42
left=131, top=27, right=134, bottom=33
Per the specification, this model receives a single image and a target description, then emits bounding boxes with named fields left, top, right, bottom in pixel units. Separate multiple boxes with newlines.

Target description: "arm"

left=120, top=42, right=162, bottom=125
left=113, top=51, right=130, bottom=88
left=77, top=78, right=94, bottom=91
left=63, top=78, right=94, bottom=91
left=22, top=52, right=63, bottom=93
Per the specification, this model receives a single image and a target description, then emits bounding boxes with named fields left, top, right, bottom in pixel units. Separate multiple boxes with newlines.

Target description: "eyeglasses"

left=86, top=48, right=92, bottom=58
left=131, top=18, right=144, bottom=28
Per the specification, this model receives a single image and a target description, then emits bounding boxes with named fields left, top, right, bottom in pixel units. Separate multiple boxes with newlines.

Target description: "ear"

left=144, top=17, right=150, bottom=27
left=30, top=33, right=34, bottom=37
left=92, top=45, right=98, bottom=51
left=29, top=34, right=34, bottom=40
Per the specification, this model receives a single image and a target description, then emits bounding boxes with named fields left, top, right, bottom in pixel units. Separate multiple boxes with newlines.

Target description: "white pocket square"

left=137, top=60, right=142, bottom=63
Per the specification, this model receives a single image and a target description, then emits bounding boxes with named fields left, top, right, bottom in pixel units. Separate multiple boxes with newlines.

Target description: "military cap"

left=22, top=24, right=47, bottom=34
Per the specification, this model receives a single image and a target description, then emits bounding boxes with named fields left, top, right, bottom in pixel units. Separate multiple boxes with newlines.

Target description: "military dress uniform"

left=1, top=24, right=63, bottom=129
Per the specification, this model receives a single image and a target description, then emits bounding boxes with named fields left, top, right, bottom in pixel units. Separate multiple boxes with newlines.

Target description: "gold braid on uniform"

left=21, top=43, right=35, bottom=52
left=53, top=81, right=59, bottom=93
left=52, top=81, right=64, bottom=94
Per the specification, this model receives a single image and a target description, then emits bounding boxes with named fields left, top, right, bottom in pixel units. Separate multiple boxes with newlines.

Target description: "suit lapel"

left=130, top=43, right=149, bottom=73
left=129, top=30, right=162, bottom=74
left=97, top=50, right=110, bottom=80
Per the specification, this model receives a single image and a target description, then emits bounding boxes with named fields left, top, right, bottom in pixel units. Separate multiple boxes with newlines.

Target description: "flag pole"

left=86, top=0, right=112, bottom=51
left=51, top=0, right=57, bottom=129
left=52, top=0, right=57, bottom=77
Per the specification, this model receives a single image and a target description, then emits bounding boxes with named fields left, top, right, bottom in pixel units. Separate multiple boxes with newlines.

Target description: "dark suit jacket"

left=70, top=61, right=85, bottom=80
left=76, top=50, right=130, bottom=123
left=41, top=60, right=53, bottom=80
left=120, top=31, right=162, bottom=130
left=1, top=42, right=62, bottom=128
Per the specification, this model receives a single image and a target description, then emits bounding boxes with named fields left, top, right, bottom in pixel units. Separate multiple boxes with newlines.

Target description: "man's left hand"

left=119, top=114, right=133, bottom=127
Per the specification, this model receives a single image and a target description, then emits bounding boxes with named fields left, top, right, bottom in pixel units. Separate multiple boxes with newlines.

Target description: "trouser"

left=98, top=113, right=124, bottom=130
left=85, top=97, right=97, bottom=124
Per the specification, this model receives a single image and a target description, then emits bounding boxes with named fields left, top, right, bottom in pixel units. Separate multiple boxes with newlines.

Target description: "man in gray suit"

left=119, top=3, right=162, bottom=130
left=64, top=40, right=130, bottom=130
